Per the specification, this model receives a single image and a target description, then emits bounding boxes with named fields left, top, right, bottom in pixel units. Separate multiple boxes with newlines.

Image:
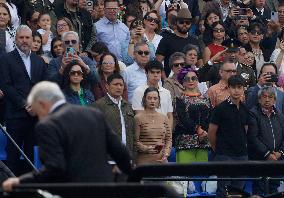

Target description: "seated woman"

left=175, top=68, right=210, bottom=163
left=135, top=87, right=172, bottom=166
left=63, top=61, right=95, bottom=106
left=31, top=31, right=49, bottom=63
left=93, top=52, right=128, bottom=100
left=50, top=37, right=64, bottom=58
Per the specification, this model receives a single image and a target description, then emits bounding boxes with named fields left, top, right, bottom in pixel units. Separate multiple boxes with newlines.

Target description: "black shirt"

left=210, top=99, right=249, bottom=157
left=156, top=32, right=202, bottom=77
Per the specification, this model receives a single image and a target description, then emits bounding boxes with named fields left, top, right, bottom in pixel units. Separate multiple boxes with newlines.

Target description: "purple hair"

left=177, top=67, right=198, bottom=84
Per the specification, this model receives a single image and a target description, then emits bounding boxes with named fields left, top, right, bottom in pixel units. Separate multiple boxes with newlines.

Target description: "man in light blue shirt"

left=95, top=0, right=130, bottom=61
left=122, top=41, right=150, bottom=103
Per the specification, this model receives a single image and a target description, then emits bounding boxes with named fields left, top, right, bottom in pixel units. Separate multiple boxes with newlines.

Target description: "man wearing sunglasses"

left=48, top=31, right=99, bottom=89
left=156, top=8, right=202, bottom=77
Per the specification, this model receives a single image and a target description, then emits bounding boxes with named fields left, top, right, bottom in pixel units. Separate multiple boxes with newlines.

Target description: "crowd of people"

left=0, top=0, right=284, bottom=197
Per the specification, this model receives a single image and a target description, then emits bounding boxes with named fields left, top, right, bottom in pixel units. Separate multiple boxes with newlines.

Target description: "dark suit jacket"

left=20, top=104, right=132, bottom=183
left=0, top=49, right=47, bottom=119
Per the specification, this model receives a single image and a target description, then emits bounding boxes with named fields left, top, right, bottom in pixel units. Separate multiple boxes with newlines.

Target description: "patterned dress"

left=174, top=93, right=211, bottom=152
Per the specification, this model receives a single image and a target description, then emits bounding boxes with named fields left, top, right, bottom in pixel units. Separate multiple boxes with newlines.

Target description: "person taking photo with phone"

left=246, top=63, right=284, bottom=114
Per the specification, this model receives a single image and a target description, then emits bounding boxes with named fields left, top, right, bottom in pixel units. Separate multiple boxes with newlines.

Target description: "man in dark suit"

left=2, top=81, right=132, bottom=191
left=0, top=25, right=47, bottom=176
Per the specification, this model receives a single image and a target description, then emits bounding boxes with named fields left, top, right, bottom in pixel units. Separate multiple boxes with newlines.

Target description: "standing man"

left=207, top=59, right=237, bottom=108
left=2, top=81, right=132, bottom=191
left=95, top=0, right=130, bottom=61
left=156, top=8, right=202, bottom=77
left=0, top=25, right=47, bottom=175
left=208, top=75, right=249, bottom=198
left=122, top=41, right=151, bottom=103
left=93, top=73, right=135, bottom=160
left=132, top=60, right=173, bottom=130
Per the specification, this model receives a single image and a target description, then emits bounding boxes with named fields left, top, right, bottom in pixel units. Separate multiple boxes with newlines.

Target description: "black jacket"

left=0, top=50, right=47, bottom=119
left=248, top=105, right=284, bottom=160
left=19, top=104, right=132, bottom=183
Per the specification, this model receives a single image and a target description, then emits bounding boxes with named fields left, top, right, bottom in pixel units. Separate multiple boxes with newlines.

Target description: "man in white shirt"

left=122, top=41, right=151, bottom=103
left=132, top=60, right=173, bottom=129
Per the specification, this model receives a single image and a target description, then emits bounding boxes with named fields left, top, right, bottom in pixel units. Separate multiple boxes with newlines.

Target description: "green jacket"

left=93, top=95, right=136, bottom=160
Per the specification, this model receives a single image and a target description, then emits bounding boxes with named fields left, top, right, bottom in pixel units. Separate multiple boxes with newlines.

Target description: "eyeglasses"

left=250, top=29, right=262, bottom=35
left=172, top=62, right=185, bottom=68
left=57, top=23, right=68, bottom=28
left=213, top=28, right=225, bottom=33
left=178, top=20, right=191, bottom=25
left=136, top=50, right=150, bottom=56
left=102, top=61, right=115, bottom=65
left=145, top=16, right=160, bottom=24
left=64, top=40, right=77, bottom=45
left=183, top=76, right=198, bottom=82
left=223, top=69, right=237, bottom=73
left=69, top=70, right=83, bottom=76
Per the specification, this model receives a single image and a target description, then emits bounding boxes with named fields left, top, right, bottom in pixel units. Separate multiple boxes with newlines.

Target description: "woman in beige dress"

left=135, top=87, right=172, bottom=165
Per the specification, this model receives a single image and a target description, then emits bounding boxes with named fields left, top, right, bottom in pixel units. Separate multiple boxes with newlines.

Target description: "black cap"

left=222, top=38, right=241, bottom=52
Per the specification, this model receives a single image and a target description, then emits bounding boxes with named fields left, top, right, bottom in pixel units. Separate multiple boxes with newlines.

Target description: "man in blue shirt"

left=95, top=0, right=130, bottom=61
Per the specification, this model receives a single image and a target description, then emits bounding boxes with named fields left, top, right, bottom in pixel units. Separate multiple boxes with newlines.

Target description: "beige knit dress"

left=135, top=111, right=172, bottom=165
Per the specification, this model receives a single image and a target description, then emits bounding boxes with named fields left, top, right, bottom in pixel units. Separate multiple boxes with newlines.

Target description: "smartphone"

left=155, top=145, right=164, bottom=153
left=271, top=11, right=279, bottom=22
left=86, top=0, right=94, bottom=11
left=66, top=47, right=75, bottom=60
left=238, top=8, right=247, bottom=16
left=266, top=74, right=278, bottom=83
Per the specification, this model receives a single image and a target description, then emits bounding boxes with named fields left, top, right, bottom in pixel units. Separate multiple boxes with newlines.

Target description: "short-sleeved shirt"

left=132, top=84, right=173, bottom=116
left=156, top=33, right=202, bottom=76
left=210, top=99, right=249, bottom=157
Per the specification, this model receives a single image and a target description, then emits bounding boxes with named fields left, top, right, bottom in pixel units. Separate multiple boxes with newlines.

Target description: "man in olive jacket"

left=93, top=73, right=135, bottom=160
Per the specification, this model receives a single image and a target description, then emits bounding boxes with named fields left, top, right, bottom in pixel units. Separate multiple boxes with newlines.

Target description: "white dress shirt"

left=16, top=47, right=31, bottom=78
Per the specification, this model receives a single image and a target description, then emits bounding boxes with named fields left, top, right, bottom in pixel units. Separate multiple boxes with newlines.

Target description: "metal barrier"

left=2, top=183, right=182, bottom=198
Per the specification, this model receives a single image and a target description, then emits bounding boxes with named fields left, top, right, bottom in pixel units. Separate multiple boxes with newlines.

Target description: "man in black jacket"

left=2, top=81, right=132, bottom=191
left=0, top=25, right=47, bottom=176
left=248, top=86, right=284, bottom=196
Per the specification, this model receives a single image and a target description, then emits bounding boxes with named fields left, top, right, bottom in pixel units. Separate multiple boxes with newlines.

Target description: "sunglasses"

left=223, top=69, right=237, bottom=73
left=213, top=28, right=225, bottom=33
left=145, top=16, right=160, bottom=24
left=172, top=62, right=185, bottom=68
left=64, top=40, right=77, bottom=45
left=102, top=61, right=115, bottom=65
left=250, top=29, right=262, bottom=35
left=69, top=70, right=83, bottom=76
left=136, top=50, right=150, bottom=56
left=178, top=20, right=191, bottom=25
left=183, top=76, right=198, bottom=82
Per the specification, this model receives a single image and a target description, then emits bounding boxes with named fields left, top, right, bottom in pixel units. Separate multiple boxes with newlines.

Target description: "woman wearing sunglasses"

left=62, top=61, right=95, bottom=106
left=143, top=10, right=162, bottom=52
left=93, top=52, right=128, bottom=100
left=174, top=68, right=210, bottom=164
left=203, top=21, right=226, bottom=64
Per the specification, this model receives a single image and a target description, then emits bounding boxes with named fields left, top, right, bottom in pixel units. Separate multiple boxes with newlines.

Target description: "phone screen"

left=271, top=11, right=279, bottom=22
left=238, top=8, right=247, bottom=16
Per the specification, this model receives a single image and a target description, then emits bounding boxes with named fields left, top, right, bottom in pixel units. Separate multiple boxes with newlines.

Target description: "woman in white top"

left=143, top=10, right=163, bottom=52
left=270, top=30, right=284, bottom=74
left=0, top=3, right=15, bottom=53
left=0, top=0, right=20, bottom=28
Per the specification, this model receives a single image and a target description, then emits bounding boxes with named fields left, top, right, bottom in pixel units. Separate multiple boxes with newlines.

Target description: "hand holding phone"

left=271, top=11, right=279, bottom=22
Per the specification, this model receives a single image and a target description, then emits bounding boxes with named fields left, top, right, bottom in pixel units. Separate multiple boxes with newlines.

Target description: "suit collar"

left=49, top=99, right=67, bottom=114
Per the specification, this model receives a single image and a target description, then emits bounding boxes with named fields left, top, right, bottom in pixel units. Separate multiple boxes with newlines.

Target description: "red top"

left=207, top=43, right=226, bottom=62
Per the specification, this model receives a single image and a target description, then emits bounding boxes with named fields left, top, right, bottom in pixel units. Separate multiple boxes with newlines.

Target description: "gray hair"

left=183, top=44, right=200, bottom=55
left=16, top=25, right=32, bottom=35
left=258, top=86, right=277, bottom=100
left=134, top=41, right=149, bottom=52
left=61, top=31, right=79, bottom=43
left=27, top=81, right=65, bottom=106
left=169, top=52, right=185, bottom=68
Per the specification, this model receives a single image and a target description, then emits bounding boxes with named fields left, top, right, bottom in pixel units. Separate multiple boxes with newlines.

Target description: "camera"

left=266, top=73, right=278, bottom=83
